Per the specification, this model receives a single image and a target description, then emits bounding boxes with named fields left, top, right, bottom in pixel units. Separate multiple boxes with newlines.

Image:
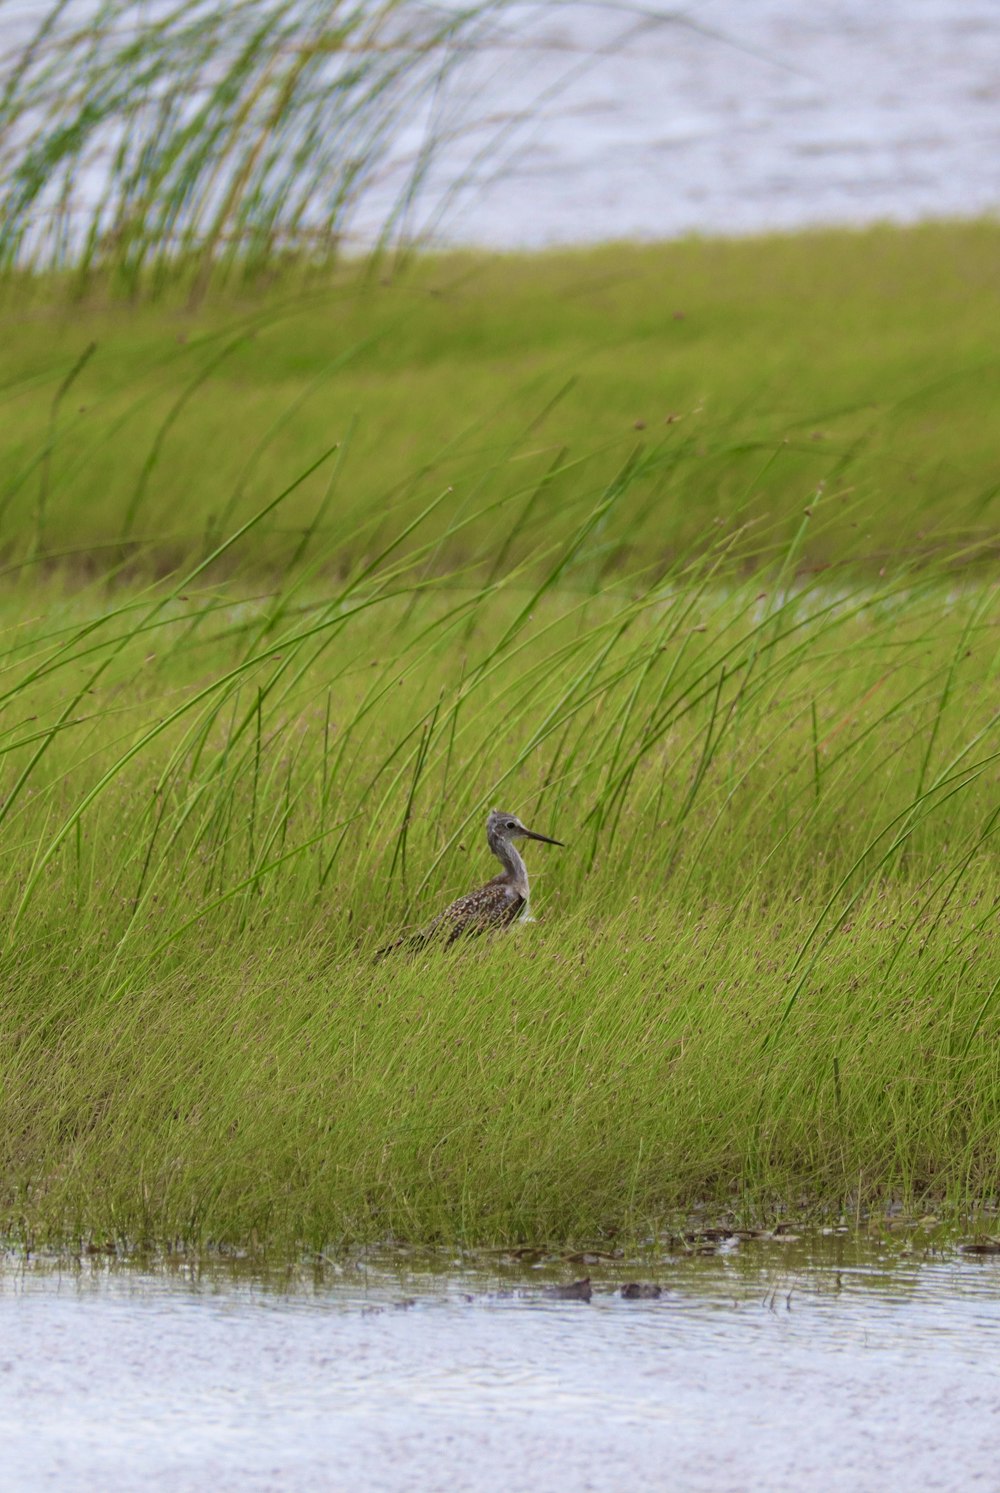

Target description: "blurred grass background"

left=2, top=221, right=998, bottom=581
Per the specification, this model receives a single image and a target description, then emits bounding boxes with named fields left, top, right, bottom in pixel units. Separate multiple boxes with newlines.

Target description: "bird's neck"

left=493, top=838, right=529, bottom=897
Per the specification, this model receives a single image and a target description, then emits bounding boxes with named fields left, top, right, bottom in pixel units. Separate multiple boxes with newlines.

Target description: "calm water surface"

left=4, top=1232, right=1000, bottom=1491
left=383, top=0, right=1000, bottom=246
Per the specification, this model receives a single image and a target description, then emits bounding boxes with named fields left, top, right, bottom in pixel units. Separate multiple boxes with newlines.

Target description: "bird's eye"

left=506, top=820, right=517, bottom=830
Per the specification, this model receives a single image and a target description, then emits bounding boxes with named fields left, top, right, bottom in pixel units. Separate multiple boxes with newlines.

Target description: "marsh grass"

left=0, top=0, right=511, bottom=295
left=2, top=222, right=1000, bottom=1249
left=2, top=487, right=1000, bottom=1247
left=2, top=221, right=999, bottom=575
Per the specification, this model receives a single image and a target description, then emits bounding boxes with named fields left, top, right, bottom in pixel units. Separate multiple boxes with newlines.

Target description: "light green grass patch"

left=2, top=221, right=999, bottom=577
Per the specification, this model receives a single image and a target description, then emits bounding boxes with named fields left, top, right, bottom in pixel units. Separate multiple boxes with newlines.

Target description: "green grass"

left=0, top=0, right=505, bottom=294
left=2, top=222, right=1000, bottom=1250
left=2, top=220, right=999, bottom=577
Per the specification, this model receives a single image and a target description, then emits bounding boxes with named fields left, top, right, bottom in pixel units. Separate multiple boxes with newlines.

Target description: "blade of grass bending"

left=389, top=692, right=442, bottom=887
left=285, top=412, right=358, bottom=573
left=33, top=338, right=96, bottom=559
left=5, top=444, right=339, bottom=935
left=99, top=815, right=360, bottom=1004
left=213, top=541, right=498, bottom=831
left=913, top=584, right=993, bottom=803
left=210, top=328, right=387, bottom=542
left=959, top=970, right=1000, bottom=1061
left=875, top=800, right=1000, bottom=985
left=763, top=750, right=1000, bottom=1052
left=0, top=439, right=336, bottom=723
left=121, top=329, right=254, bottom=538
left=585, top=623, right=671, bottom=853
left=408, top=379, right=580, bottom=621
left=465, top=450, right=641, bottom=686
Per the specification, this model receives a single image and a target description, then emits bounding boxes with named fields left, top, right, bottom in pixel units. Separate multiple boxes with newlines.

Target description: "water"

left=2, top=1, right=996, bottom=253
left=391, top=0, right=1000, bottom=246
left=5, top=1231, right=1000, bottom=1491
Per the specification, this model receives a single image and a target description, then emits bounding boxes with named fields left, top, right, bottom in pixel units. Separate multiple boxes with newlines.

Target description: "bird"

left=376, top=808, right=564, bottom=958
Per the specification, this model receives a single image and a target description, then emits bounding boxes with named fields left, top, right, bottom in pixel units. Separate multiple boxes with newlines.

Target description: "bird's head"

left=486, top=808, right=564, bottom=849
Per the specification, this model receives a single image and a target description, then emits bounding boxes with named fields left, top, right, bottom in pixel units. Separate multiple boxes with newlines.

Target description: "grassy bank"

left=2, top=223, right=1000, bottom=1249
left=2, top=220, right=999, bottom=577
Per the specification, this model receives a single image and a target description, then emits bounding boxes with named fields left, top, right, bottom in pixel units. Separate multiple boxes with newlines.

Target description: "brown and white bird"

left=376, top=808, right=563, bottom=958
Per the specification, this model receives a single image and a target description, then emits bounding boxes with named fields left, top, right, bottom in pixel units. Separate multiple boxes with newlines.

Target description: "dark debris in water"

left=360, top=1296, right=419, bottom=1316
left=543, top=1277, right=592, bottom=1302
left=538, top=1279, right=669, bottom=1303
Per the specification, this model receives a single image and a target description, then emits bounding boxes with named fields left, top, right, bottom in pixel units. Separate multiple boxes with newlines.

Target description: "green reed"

left=0, top=0, right=506, bottom=295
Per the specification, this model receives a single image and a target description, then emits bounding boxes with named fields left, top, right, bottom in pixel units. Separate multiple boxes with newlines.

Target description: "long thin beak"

left=524, top=827, right=564, bottom=847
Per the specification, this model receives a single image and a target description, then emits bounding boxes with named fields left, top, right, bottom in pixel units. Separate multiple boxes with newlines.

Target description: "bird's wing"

left=375, top=876, right=522, bottom=960
left=440, top=876, right=523, bottom=942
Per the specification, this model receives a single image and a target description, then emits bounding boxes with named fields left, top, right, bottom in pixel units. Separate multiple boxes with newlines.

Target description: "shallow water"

left=4, top=1231, right=1000, bottom=1491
